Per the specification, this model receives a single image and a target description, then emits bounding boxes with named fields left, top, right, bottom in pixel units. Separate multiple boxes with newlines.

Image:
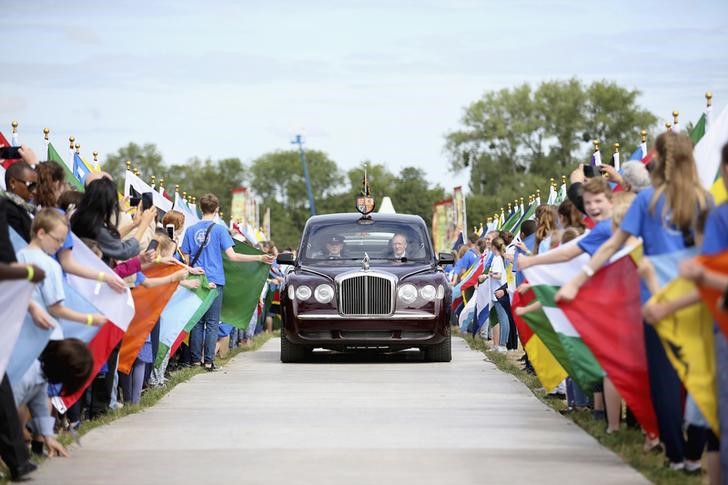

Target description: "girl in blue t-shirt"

left=556, top=131, right=712, bottom=470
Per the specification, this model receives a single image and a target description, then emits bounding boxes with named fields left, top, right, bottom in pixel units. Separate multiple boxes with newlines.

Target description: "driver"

left=324, top=235, right=345, bottom=259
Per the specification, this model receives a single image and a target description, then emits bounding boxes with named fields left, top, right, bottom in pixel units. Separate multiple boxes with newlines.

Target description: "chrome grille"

left=338, top=274, right=394, bottom=316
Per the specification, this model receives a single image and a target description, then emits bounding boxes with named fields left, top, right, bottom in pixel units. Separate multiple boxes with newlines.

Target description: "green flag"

left=514, top=202, right=537, bottom=235
left=689, top=113, right=707, bottom=145
left=221, top=242, right=270, bottom=329
left=48, top=142, right=83, bottom=191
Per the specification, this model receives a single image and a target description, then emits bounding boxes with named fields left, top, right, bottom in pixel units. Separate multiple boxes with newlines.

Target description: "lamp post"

left=291, top=134, right=316, bottom=216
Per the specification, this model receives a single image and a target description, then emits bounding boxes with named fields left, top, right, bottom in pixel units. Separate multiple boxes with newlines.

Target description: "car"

left=276, top=210, right=455, bottom=363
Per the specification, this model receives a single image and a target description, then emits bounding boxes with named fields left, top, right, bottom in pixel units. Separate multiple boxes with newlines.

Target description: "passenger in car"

left=324, top=235, right=345, bottom=259
left=391, top=233, right=408, bottom=259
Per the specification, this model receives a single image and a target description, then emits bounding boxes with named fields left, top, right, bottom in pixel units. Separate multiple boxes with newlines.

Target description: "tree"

left=391, top=167, right=445, bottom=229
left=445, top=78, right=657, bottom=226
left=168, top=157, right=245, bottom=217
left=103, top=142, right=167, bottom=183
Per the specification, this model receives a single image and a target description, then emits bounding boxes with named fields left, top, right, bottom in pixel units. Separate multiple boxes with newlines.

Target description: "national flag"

left=473, top=280, right=491, bottom=336
left=125, top=170, right=174, bottom=212
left=695, top=250, right=728, bottom=338
left=72, top=152, right=92, bottom=185
left=512, top=290, right=568, bottom=392
left=612, top=151, right=620, bottom=172
left=591, top=149, right=602, bottom=166
left=551, top=245, right=659, bottom=437
left=452, top=231, right=464, bottom=251
left=220, top=242, right=270, bottom=329
left=155, top=275, right=218, bottom=368
left=522, top=243, right=604, bottom=393
left=514, top=201, right=537, bottom=235
left=117, top=264, right=182, bottom=374
left=48, top=142, right=83, bottom=191
left=0, top=131, right=20, bottom=171
left=690, top=113, right=707, bottom=145
left=458, top=293, right=477, bottom=334
left=174, top=192, right=201, bottom=243
left=555, top=183, right=567, bottom=204
left=546, top=185, right=557, bottom=205
left=694, top=103, right=728, bottom=204
left=0, top=280, right=35, bottom=379
left=501, top=205, right=523, bottom=233
left=651, top=277, right=717, bottom=433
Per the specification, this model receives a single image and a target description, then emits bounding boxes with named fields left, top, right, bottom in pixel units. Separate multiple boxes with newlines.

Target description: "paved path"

left=33, top=338, right=647, bottom=484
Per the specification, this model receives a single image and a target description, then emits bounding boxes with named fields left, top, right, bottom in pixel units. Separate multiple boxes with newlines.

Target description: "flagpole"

left=665, top=122, right=672, bottom=132
left=93, top=151, right=99, bottom=172
left=10, top=121, right=18, bottom=146
left=672, top=110, right=679, bottom=132
left=705, top=91, right=713, bottom=128
left=291, top=134, right=316, bottom=216
left=43, top=128, right=49, bottom=153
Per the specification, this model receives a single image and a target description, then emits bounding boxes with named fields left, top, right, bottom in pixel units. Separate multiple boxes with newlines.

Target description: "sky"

left=3, top=0, right=728, bottom=196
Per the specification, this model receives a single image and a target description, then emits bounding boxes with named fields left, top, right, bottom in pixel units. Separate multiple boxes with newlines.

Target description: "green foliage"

left=446, top=79, right=657, bottom=225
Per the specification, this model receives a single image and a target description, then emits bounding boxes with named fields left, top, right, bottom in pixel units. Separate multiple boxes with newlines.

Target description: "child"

left=18, top=208, right=107, bottom=332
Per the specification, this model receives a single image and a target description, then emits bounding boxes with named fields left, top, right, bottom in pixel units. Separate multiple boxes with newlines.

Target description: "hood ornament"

left=362, top=252, right=370, bottom=271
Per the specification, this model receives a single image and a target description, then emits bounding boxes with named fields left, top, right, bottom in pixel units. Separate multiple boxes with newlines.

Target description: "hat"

left=326, top=235, right=344, bottom=244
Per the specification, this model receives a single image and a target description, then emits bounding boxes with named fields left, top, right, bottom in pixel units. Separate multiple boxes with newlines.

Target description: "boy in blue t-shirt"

left=180, top=193, right=274, bottom=370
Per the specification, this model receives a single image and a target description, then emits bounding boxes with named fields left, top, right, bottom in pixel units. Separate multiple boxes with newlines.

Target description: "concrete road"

left=32, top=338, right=647, bottom=484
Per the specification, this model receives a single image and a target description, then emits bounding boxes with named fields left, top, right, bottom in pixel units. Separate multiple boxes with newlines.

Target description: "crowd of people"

left=0, top=146, right=279, bottom=481
left=449, top=132, right=728, bottom=483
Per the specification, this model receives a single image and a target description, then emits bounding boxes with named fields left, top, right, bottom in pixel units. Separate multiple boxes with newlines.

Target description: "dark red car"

left=276, top=212, right=454, bottom=362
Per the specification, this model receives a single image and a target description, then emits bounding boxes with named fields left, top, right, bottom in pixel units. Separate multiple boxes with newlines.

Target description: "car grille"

left=339, top=274, right=393, bottom=316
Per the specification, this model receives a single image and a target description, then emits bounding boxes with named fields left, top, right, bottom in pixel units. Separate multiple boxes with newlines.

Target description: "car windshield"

left=301, top=220, right=432, bottom=263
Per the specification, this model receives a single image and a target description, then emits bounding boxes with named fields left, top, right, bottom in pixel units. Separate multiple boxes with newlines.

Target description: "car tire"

left=280, top=328, right=308, bottom=363
left=424, top=335, right=452, bottom=362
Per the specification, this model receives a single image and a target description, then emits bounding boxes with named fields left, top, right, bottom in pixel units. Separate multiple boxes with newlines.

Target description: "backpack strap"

left=190, top=222, right=216, bottom=267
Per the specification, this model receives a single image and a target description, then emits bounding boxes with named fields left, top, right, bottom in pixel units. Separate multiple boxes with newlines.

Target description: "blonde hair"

left=534, top=205, right=558, bottom=254
left=611, top=192, right=637, bottom=231
left=650, top=131, right=710, bottom=230
left=153, top=229, right=176, bottom=257
left=31, top=208, right=67, bottom=236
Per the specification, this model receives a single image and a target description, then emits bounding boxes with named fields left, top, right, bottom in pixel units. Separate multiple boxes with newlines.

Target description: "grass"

left=460, top=334, right=704, bottom=485
left=0, top=332, right=273, bottom=483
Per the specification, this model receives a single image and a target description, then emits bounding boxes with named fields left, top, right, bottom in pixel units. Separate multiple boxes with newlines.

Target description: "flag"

left=514, top=202, right=537, bottom=235
left=72, top=152, right=92, bottom=186
left=220, top=242, right=270, bottom=329
left=117, top=264, right=181, bottom=374
left=458, top=293, right=477, bottom=334
left=501, top=205, right=523, bottom=233
left=452, top=231, right=464, bottom=251
left=511, top=290, right=568, bottom=392
left=473, top=281, right=491, bottom=336
left=0, top=131, right=21, bottom=171
left=591, top=150, right=602, bottom=166
left=0, top=280, right=35, bottom=379
left=124, top=170, right=173, bottom=212
left=48, top=142, right=83, bottom=191
left=694, top=103, right=728, bottom=204
left=174, top=192, right=201, bottom=244
left=522, top=244, right=604, bottom=393
left=155, top=275, right=218, bottom=368
left=696, top=250, right=728, bottom=338
left=555, top=183, right=567, bottom=204
left=612, top=151, right=620, bottom=172
left=651, top=277, right=717, bottom=433
left=690, top=113, right=707, bottom=145
left=546, top=185, right=557, bottom=205
left=554, top=245, right=659, bottom=437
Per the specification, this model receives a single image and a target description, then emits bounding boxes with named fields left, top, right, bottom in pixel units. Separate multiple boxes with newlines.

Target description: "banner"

left=432, top=198, right=454, bottom=254
left=453, top=186, right=466, bottom=244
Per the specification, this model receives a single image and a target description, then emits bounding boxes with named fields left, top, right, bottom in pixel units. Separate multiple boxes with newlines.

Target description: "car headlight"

left=397, top=284, right=418, bottom=305
left=287, top=285, right=295, bottom=300
left=436, top=284, right=445, bottom=299
left=419, top=285, right=437, bottom=301
left=295, top=285, right=312, bottom=301
left=314, top=284, right=334, bottom=304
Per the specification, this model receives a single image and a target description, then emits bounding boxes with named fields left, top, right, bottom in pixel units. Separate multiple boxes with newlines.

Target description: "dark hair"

left=199, top=193, right=219, bottom=215
left=557, top=199, right=586, bottom=231
left=4, top=161, right=33, bottom=189
left=520, top=219, right=537, bottom=238
left=498, top=231, right=514, bottom=246
left=476, top=238, right=488, bottom=252
left=561, top=227, right=581, bottom=244
left=35, top=160, right=65, bottom=208
left=722, top=142, right=728, bottom=166
left=40, top=339, right=94, bottom=396
left=70, top=177, right=120, bottom=239
left=492, top=237, right=506, bottom=255
left=57, top=190, right=83, bottom=213
left=467, top=232, right=479, bottom=244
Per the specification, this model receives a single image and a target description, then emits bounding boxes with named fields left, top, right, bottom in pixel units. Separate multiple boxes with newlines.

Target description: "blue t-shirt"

left=702, top=203, right=728, bottom=256
left=181, top=220, right=234, bottom=286
left=620, top=187, right=693, bottom=256
left=52, top=208, right=73, bottom=262
left=577, top=220, right=612, bottom=256
left=453, top=248, right=478, bottom=277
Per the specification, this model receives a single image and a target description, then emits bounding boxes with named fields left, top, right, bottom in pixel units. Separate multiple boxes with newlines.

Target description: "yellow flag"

left=651, top=277, right=718, bottom=433
left=710, top=178, right=727, bottom=205
left=523, top=335, right=568, bottom=393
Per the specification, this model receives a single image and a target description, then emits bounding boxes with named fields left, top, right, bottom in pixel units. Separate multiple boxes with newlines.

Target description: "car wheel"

left=424, top=335, right=452, bottom=362
left=280, top=328, right=308, bottom=363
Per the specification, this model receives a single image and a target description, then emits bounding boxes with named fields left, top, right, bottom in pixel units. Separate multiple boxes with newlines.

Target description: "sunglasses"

left=13, top=178, right=37, bottom=192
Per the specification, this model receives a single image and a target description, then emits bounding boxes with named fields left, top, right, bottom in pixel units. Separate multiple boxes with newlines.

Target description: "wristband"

left=86, top=314, right=93, bottom=326
left=26, top=265, right=34, bottom=281
left=155, top=255, right=161, bottom=264
left=581, top=264, right=595, bottom=277
left=97, top=272, right=105, bottom=282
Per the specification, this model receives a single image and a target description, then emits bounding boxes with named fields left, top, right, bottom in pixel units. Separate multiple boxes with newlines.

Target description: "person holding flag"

left=556, top=131, right=712, bottom=471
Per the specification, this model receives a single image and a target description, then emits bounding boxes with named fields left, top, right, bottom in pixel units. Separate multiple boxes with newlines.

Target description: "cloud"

left=0, top=96, right=28, bottom=113
left=62, top=26, right=103, bottom=45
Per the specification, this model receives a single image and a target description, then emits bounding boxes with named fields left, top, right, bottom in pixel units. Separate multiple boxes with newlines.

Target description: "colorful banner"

left=453, top=186, right=466, bottom=243
left=432, top=198, right=454, bottom=254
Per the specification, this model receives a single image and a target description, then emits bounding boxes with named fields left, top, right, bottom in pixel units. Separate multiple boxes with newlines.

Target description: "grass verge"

left=460, top=334, right=703, bottom=485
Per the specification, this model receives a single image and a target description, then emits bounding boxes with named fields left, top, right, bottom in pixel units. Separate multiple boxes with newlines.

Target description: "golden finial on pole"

left=182, top=191, right=187, bottom=201
left=665, top=122, right=672, bottom=130
left=126, top=160, right=132, bottom=171
left=11, top=121, right=18, bottom=133
left=672, top=110, right=679, bottom=126
left=520, top=196, right=524, bottom=205
left=550, top=177, right=555, bottom=188
left=592, top=139, right=600, bottom=152
left=69, top=136, right=75, bottom=150
left=43, top=128, right=49, bottom=141
left=706, top=91, right=713, bottom=107
left=134, top=167, right=140, bottom=176
left=613, top=143, right=620, bottom=154
left=641, top=130, right=647, bottom=143
left=93, top=151, right=98, bottom=162
left=159, top=178, right=165, bottom=190
left=151, top=175, right=156, bottom=187
left=74, top=143, right=80, bottom=154
left=561, top=175, right=566, bottom=185
left=219, top=211, right=224, bottom=220
left=174, top=184, right=180, bottom=194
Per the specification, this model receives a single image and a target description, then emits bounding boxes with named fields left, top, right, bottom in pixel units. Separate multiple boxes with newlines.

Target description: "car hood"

left=297, top=263, right=435, bottom=281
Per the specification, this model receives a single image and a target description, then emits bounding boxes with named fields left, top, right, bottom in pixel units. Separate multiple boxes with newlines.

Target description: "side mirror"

left=437, top=252, right=455, bottom=265
left=277, top=253, right=296, bottom=265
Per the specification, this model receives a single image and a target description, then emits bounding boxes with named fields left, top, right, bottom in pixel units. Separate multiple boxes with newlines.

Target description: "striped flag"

left=694, top=103, right=728, bottom=204
left=696, top=249, right=728, bottom=338
left=48, top=142, right=83, bottom=191
left=512, top=290, right=568, bottom=392
left=458, top=293, right=477, bottom=334
left=473, top=279, right=491, bottom=336
left=0, top=279, right=35, bottom=379
left=155, top=275, right=218, bottom=368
